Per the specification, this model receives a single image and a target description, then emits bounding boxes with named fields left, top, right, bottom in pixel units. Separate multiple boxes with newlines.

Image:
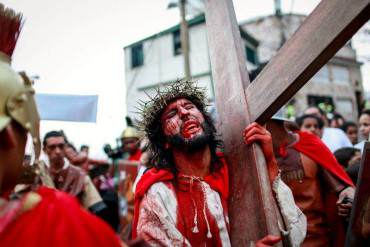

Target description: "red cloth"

left=288, top=131, right=353, bottom=247
left=0, top=186, right=121, bottom=247
left=129, top=149, right=142, bottom=162
left=132, top=155, right=229, bottom=240
left=293, top=131, right=354, bottom=187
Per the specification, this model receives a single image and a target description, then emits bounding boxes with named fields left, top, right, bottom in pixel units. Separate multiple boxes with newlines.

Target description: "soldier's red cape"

left=293, top=131, right=354, bottom=187
left=132, top=154, right=229, bottom=239
left=0, top=186, right=121, bottom=247
left=293, top=131, right=354, bottom=246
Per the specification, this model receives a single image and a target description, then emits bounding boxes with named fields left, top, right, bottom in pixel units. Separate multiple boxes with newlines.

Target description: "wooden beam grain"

left=204, top=0, right=281, bottom=245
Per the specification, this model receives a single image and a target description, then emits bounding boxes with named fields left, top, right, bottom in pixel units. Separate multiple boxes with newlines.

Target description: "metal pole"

left=179, top=0, right=191, bottom=79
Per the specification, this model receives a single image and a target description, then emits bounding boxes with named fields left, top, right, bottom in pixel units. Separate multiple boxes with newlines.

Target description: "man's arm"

left=321, top=167, right=355, bottom=218
left=243, top=123, right=307, bottom=247
left=243, top=123, right=279, bottom=183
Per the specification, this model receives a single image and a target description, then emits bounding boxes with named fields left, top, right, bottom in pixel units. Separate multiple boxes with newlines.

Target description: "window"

left=307, top=95, right=334, bottom=113
left=131, top=43, right=143, bottom=68
left=173, top=29, right=182, bottom=55
left=336, top=98, right=353, bottom=114
left=313, top=66, right=329, bottom=83
left=245, top=46, right=258, bottom=65
left=332, top=65, right=350, bottom=85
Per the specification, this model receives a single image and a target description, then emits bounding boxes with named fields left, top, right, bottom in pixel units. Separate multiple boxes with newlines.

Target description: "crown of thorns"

left=138, top=80, right=207, bottom=138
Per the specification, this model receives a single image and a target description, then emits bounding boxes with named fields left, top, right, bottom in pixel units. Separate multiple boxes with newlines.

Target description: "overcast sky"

left=2, top=0, right=369, bottom=158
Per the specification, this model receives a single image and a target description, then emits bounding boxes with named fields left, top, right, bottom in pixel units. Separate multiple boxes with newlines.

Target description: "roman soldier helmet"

left=0, top=4, right=41, bottom=159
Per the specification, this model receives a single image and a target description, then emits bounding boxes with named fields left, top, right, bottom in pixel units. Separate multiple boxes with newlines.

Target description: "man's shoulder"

left=1, top=187, right=121, bottom=246
left=36, top=186, right=80, bottom=205
left=135, top=168, right=174, bottom=197
left=146, top=181, right=175, bottom=197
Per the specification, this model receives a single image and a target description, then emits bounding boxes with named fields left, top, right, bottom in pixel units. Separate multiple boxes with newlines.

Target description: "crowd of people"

left=1, top=3, right=370, bottom=247
left=295, top=107, right=370, bottom=185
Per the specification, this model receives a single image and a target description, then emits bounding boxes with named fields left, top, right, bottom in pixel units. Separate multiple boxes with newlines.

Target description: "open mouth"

left=182, top=120, right=201, bottom=137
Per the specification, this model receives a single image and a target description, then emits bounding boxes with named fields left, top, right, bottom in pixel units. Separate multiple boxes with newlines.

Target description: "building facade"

left=124, top=14, right=259, bottom=119
left=241, top=14, right=364, bottom=121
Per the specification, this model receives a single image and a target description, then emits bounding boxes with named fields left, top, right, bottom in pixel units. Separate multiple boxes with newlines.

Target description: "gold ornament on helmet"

left=0, top=4, right=41, bottom=160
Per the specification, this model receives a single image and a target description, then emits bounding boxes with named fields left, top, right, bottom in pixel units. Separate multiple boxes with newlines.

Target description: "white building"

left=124, top=14, right=259, bottom=119
left=241, top=13, right=365, bottom=121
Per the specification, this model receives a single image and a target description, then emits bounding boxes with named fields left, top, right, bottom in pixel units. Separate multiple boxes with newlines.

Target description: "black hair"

left=295, top=114, right=324, bottom=129
left=360, top=109, right=370, bottom=117
left=334, top=147, right=360, bottom=168
left=340, top=121, right=357, bottom=132
left=42, top=130, right=64, bottom=147
left=80, top=145, right=89, bottom=151
left=346, top=162, right=360, bottom=184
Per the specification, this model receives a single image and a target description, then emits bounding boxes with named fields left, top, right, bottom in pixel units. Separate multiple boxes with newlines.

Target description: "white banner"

left=36, top=94, right=98, bottom=122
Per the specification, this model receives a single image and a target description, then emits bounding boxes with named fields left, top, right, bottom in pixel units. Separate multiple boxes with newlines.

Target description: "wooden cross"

left=346, top=142, right=370, bottom=246
left=204, top=0, right=370, bottom=245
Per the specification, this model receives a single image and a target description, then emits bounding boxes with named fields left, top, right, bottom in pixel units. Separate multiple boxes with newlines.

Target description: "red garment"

left=132, top=156, right=229, bottom=246
left=129, top=149, right=142, bottom=162
left=0, top=186, right=121, bottom=247
left=126, top=149, right=142, bottom=181
left=292, top=131, right=353, bottom=247
left=293, top=131, right=354, bottom=187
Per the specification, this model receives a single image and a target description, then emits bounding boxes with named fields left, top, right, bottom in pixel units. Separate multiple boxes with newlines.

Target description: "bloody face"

left=161, top=98, right=209, bottom=151
left=300, top=117, right=322, bottom=138
left=43, top=136, right=66, bottom=168
left=359, top=114, right=370, bottom=141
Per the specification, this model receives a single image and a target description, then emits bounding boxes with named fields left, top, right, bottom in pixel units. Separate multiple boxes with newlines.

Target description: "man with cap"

left=119, top=126, right=142, bottom=181
left=132, top=80, right=306, bottom=246
left=0, top=4, right=122, bottom=246
left=116, top=126, right=143, bottom=240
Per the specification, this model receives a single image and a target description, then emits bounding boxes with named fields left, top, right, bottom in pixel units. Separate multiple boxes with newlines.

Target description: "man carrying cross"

left=132, top=81, right=306, bottom=246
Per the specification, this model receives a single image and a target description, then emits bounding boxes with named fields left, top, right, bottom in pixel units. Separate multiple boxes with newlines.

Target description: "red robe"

left=293, top=131, right=354, bottom=187
left=0, top=186, right=122, bottom=247
left=132, top=157, right=229, bottom=246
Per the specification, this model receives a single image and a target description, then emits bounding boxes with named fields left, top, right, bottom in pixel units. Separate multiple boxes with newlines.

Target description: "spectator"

left=346, top=161, right=361, bottom=185
left=341, top=121, right=358, bottom=145
left=330, top=113, right=345, bottom=128
left=304, top=106, right=352, bottom=152
left=42, top=131, right=105, bottom=214
left=296, top=114, right=324, bottom=137
left=333, top=147, right=361, bottom=169
left=355, top=110, right=370, bottom=152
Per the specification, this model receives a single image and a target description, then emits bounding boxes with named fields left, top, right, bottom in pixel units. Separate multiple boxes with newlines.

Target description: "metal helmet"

left=120, top=126, right=141, bottom=139
left=0, top=52, right=41, bottom=159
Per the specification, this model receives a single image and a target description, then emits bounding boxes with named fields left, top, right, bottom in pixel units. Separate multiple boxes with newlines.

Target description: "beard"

left=166, top=121, right=213, bottom=153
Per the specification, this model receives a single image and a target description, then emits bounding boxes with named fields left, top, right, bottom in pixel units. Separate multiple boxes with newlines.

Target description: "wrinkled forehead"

left=162, top=98, right=195, bottom=114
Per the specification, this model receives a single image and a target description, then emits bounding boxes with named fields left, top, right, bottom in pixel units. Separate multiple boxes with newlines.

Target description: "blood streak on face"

left=161, top=98, right=205, bottom=140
